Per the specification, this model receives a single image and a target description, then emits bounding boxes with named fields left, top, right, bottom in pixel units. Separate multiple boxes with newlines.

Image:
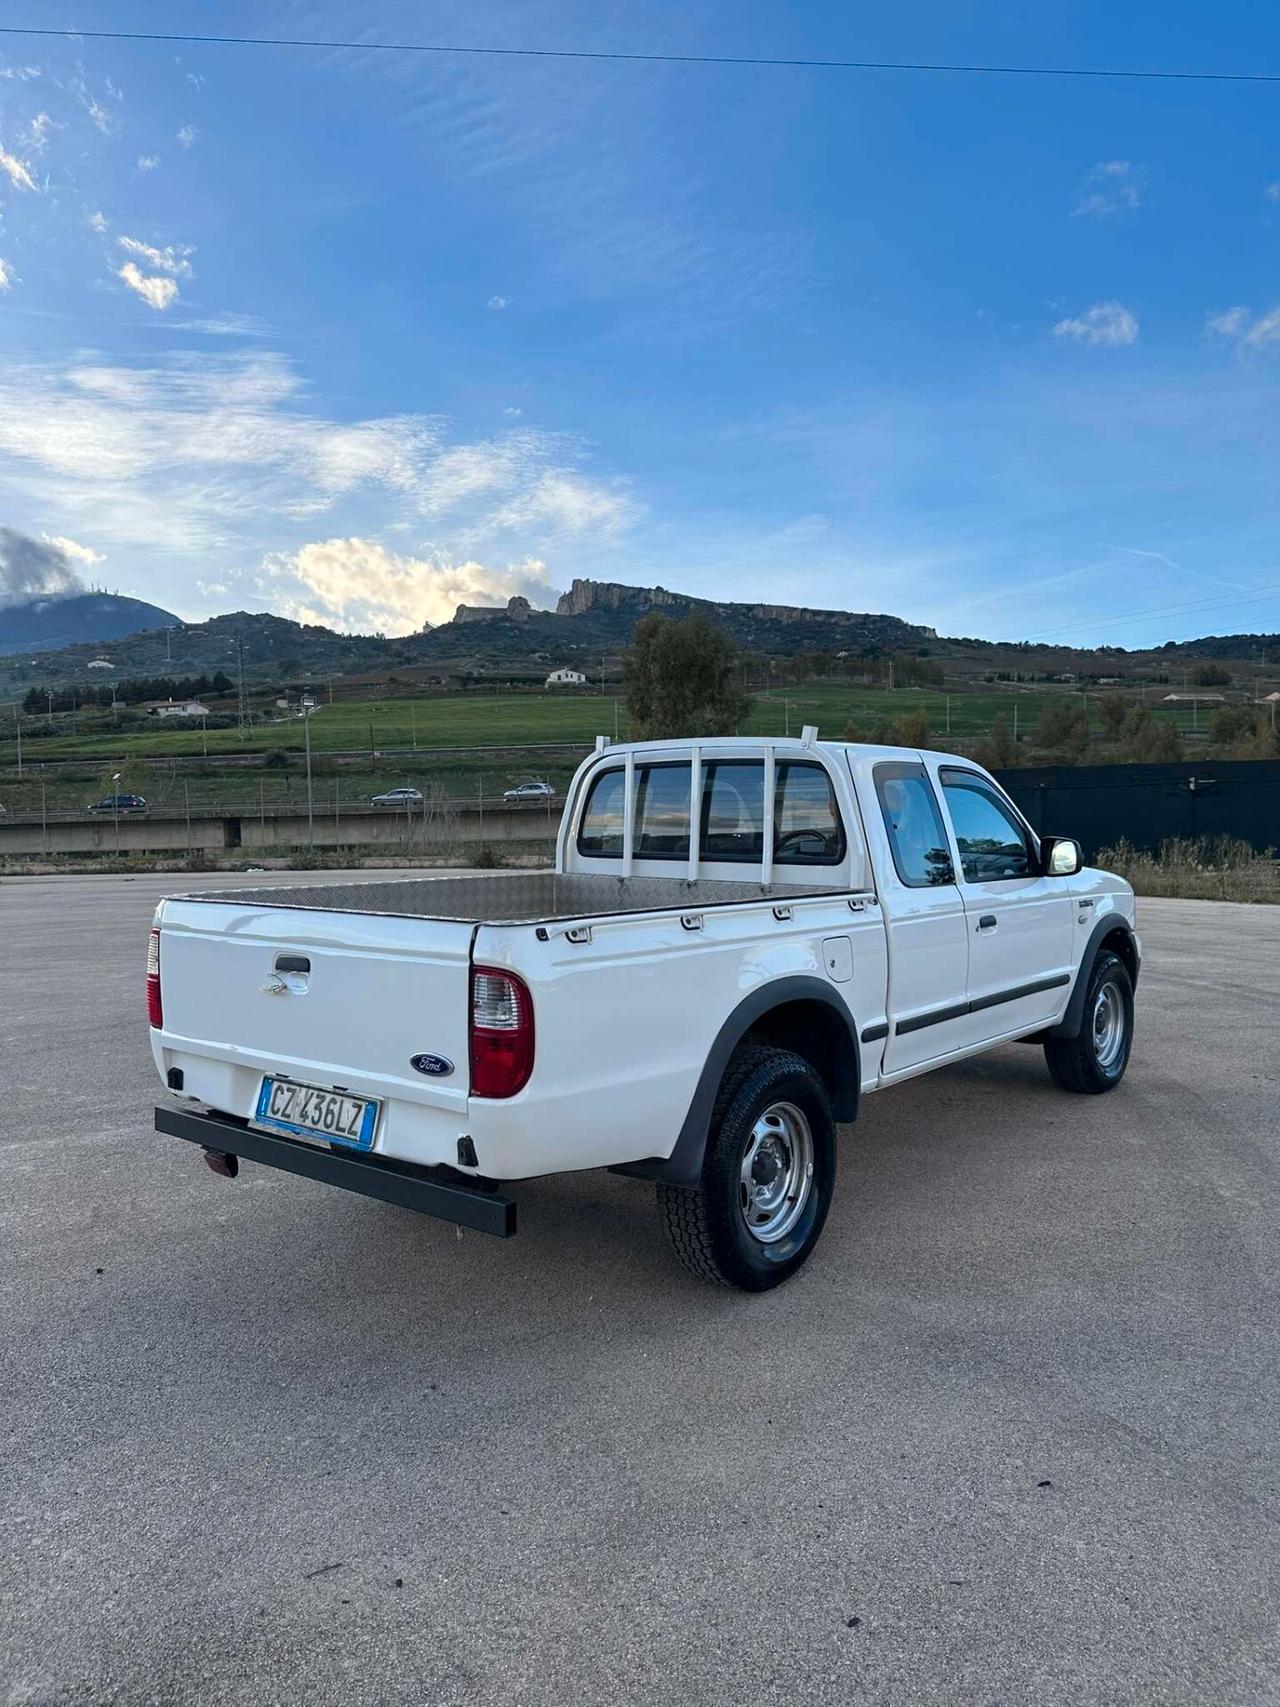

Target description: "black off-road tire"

left=1044, top=949, right=1134, bottom=1094
left=658, top=1044, right=836, bottom=1291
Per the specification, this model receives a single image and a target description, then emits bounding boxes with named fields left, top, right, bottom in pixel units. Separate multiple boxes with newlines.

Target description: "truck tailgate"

left=154, top=897, right=474, bottom=1120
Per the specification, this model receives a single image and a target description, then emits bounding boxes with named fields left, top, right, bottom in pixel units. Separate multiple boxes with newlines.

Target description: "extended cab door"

left=861, top=759, right=972, bottom=1073
left=931, top=763, right=1075, bottom=1038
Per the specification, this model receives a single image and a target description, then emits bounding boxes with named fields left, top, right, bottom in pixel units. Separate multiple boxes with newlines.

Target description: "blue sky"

left=0, top=1, right=1278, bottom=646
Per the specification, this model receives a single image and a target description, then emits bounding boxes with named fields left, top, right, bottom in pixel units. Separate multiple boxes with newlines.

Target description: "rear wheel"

left=1044, top=949, right=1134, bottom=1094
left=658, top=1044, right=836, bottom=1291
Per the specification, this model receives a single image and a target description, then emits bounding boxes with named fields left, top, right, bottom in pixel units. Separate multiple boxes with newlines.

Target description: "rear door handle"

left=977, top=915, right=998, bottom=932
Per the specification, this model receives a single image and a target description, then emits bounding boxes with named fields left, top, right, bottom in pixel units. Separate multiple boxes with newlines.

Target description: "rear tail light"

left=469, top=965, right=534, bottom=1098
left=146, top=927, right=163, bottom=1029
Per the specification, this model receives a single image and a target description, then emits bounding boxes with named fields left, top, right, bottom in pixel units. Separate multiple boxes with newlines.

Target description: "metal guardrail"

left=0, top=794, right=559, bottom=827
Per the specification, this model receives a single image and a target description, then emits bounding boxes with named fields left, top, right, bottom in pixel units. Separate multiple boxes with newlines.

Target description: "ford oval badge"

left=410, top=1052, right=454, bottom=1077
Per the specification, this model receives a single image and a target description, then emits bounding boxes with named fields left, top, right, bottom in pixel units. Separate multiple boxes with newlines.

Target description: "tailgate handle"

left=274, top=953, right=311, bottom=974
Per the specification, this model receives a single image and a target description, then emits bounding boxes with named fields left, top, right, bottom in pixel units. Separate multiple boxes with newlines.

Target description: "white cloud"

left=490, top=470, right=632, bottom=537
left=72, top=78, right=115, bottom=134
left=503, top=406, right=523, bottom=417
left=0, top=350, right=636, bottom=588
left=1208, top=303, right=1280, bottom=349
left=486, top=295, right=509, bottom=310
left=0, top=65, right=42, bottom=82
left=176, top=124, right=197, bottom=148
left=1052, top=301, right=1139, bottom=347
left=29, top=112, right=53, bottom=150
left=0, top=146, right=38, bottom=192
left=178, top=311, right=272, bottom=338
left=137, top=154, right=160, bottom=172
left=43, top=532, right=105, bottom=565
left=118, top=234, right=193, bottom=277
left=1266, top=183, right=1280, bottom=204
left=87, top=209, right=108, bottom=233
left=118, top=262, right=180, bottom=310
left=0, top=258, right=11, bottom=291
left=1073, top=160, right=1143, bottom=219
left=1206, top=306, right=1250, bottom=339
left=263, top=537, right=560, bottom=633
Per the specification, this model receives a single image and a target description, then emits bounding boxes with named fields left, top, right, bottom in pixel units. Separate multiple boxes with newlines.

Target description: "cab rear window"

left=577, top=759, right=845, bottom=865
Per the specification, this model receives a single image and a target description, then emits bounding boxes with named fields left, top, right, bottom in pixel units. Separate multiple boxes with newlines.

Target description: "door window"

left=635, top=765, right=691, bottom=858
left=940, top=771, right=1035, bottom=882
left=874, top=765, right=955, bottom=888
left=577, top=768, right=626, bottom=856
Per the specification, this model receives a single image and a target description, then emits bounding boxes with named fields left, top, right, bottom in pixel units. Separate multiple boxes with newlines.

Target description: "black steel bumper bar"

left=155, top=1105, right=516, bottom=1237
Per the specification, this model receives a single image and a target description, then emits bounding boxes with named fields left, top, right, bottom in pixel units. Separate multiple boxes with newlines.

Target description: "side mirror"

left=1042, top=836, right=1083, bottom=877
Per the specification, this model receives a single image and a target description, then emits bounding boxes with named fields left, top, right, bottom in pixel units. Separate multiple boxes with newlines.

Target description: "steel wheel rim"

left=739, top=1101, right=814, bottom=1245
left=1092, top=980, right=1126, bottom=1071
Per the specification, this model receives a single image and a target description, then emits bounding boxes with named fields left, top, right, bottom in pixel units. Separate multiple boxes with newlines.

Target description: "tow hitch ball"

left=202, top=1147, right=239, bottom=1179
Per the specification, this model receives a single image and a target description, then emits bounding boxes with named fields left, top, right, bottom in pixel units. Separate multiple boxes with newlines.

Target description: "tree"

left=1122, top=706, right=1185, bottom=763
left=1098, top=693, right=1129, bottom=740
left=978, top=712, right=1018, bottom=770
left=1192, top=663, right=1231, bottom=688
left=1033, top=699, right=1091, bottom=762
left=623, top=611, right=750, bottom=740
left=888, top=707, right=931, bottom=748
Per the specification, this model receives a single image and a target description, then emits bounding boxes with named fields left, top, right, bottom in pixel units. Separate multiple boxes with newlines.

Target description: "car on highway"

left=503, top=780, right=555, bottom=803
left=370, top=787, right=424, bottom=806
left=90, top=793, right=148, bottom=815
left=149, top=733, right=1139, bottom=1292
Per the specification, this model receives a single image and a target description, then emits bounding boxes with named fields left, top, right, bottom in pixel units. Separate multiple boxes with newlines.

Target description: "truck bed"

left=171, top=871, right=848, bottom=925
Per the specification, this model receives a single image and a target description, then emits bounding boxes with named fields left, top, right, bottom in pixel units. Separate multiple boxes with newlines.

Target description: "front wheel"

left=658, top=1044, right=836, bottom=1291
left=1044, top=949, right=1134, bottom=1094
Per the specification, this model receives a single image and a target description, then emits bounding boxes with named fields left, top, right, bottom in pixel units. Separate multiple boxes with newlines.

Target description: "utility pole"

left=11, top=703, right=21, bottom=775
left=301, top=695, right=316, bottom=848
left=236, top=629, right=249, bottom=740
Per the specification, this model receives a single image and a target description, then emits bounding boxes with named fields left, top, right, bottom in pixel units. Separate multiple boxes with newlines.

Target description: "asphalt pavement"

left=2, top=871, right=1278, bottom=1706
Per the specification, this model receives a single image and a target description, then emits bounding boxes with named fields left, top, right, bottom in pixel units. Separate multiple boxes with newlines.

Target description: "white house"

left=144, top=698, right=210, bottom=718
left=545, top=668, right=587, bottom=688
left=87, top=658, right=115, bottom=671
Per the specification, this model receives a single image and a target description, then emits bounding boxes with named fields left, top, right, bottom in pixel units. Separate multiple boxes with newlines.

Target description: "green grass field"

left=1, top=681, right=1198, bottom=764
left=0, top=682, right=1207, bottom=816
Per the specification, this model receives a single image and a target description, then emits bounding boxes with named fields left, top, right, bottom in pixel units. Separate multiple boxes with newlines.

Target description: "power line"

left=1, top=24, right=1278, bottom=84
left=1025, top=583, right=1280, bottom=643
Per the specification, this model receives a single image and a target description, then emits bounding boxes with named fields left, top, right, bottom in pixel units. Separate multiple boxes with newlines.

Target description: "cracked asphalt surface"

left=2, top=872, right=1278, bottom=1705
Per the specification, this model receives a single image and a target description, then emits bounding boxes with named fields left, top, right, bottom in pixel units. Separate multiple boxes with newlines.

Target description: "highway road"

left=2, top=872, right=1278, bottom=1705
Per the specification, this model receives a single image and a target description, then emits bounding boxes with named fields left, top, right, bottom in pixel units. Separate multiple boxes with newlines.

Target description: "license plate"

left=252, top=1078, right=378, bottom=1150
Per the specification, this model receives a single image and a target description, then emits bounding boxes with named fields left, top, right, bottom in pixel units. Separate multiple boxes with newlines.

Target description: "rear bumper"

left=155, top=1104, right=516, bottom=1237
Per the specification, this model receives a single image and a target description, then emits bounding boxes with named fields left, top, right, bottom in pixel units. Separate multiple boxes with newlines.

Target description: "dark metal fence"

left=995, top=760, right=1280, bottom=859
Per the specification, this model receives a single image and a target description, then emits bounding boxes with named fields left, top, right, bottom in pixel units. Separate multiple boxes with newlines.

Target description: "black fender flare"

left=619, top=976, right=861, bottom=1187
left=1048, top=914, right=1141, bottom=1040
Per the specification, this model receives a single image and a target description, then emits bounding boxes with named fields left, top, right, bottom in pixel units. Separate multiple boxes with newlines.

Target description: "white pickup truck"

left=149, top=732, right=1139, bottom=1291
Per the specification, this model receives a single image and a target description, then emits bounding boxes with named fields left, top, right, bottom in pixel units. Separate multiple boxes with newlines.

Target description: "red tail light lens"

left=146, top=927, right=163, bottom=1029
left=469, top=965, right=533, bottom=1098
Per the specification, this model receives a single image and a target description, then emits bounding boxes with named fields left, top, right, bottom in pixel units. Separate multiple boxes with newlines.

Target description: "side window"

left=774, top=762, right=845, bottom=865
left=701, top=762, right=764, bottom=862
left=940, top=772, right=1035, bottom=882
left=635, top=766, right=691, bottom=859
left=874, top=766, right=955, bottom=888
left=577, top=768, right=625, bottom=857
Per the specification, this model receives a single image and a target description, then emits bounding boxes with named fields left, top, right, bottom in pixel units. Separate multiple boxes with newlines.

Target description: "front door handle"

left=977, top=914, right=998, bottom=932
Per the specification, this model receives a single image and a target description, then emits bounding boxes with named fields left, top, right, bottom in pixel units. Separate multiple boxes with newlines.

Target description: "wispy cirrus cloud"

left=118, top=235, right=193, bottom=277
left=176, top=124, right=197, bottom=148
left=1073, top=160, right=1143, bottom=219
left=0, top=258, right=13, bottom=291
left=1052, top=301, right=1139, bottom=347
left=1207, top=303, right=1280, bottom=349
left=137, top=153, right=160, bottom=172
left=0, top=349, right=636, bottom=623
left=0, top=145, right=38, bottom=191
